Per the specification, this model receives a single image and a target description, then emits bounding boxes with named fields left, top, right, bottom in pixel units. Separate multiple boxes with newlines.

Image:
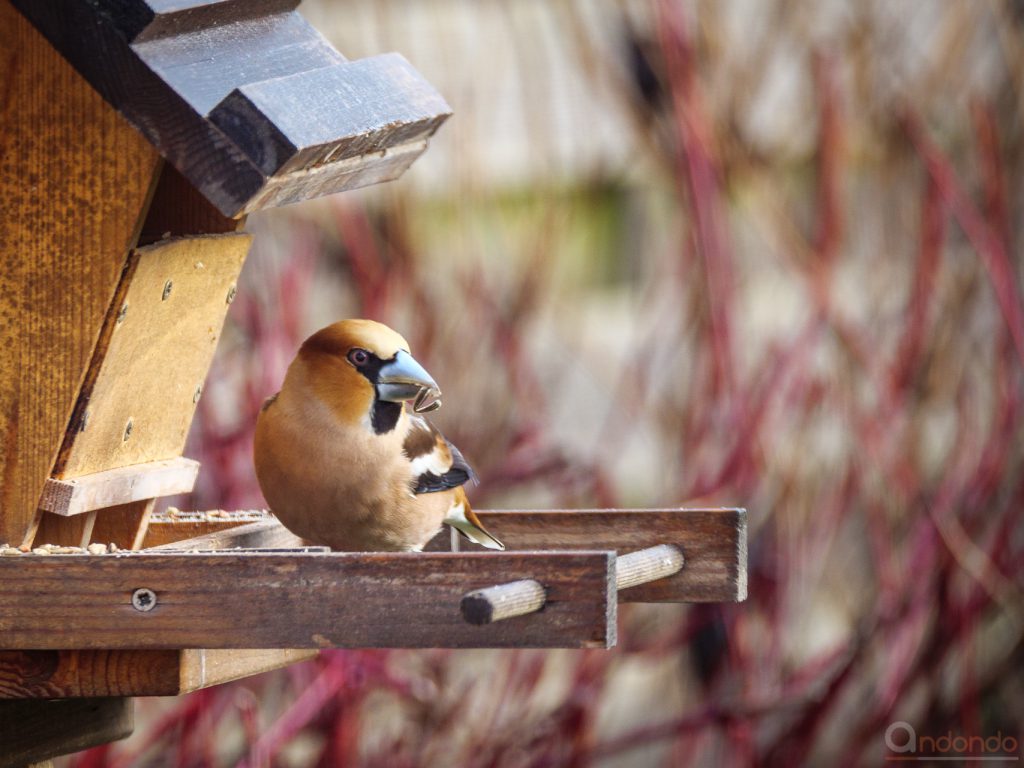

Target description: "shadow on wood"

left=0, top=697, right=132, bottom=767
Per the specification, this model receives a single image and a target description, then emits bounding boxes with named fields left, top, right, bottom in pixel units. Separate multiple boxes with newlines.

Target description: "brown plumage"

left=253, top=319, right=502, bottom=552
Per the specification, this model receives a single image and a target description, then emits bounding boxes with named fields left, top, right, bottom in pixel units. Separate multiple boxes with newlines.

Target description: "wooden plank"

left=454, top=509, right=747, bottom=603
left=0, top=649, right=315, bottom=698
left=39, top=458, right=199, bottom=516
left=142, top=509, right=275, bottom=548
left=0, top=0, right=161, bottom=547
left=0, top=551, right=616, bottom=649
left=208, top=54, right=451, bottom=176
left=11, top=1, right=452, bottom=216
left=142, top=510, right=745, bottom=603
left=177, top=649, right=317, bottom=692
left=88, top=498, right=156, bottom=551
left=146, top=516, right=303, bottom=551
left=54, top=234, right=250, bottom=478
left=0, top=697, right=133, bottom=768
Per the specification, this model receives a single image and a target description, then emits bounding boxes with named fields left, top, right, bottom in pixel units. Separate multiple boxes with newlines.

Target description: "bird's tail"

left=444, top=487, right=505, bottom=550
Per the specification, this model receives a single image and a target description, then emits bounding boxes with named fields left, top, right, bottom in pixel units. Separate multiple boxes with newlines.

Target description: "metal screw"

left=116, top=302, right=128, bottom=324
left=131, top=588, right=157, bottom=612
left=79, top=409, right=90, bottom=433
left=226, top=285, right=237, bottom=304
left=123, top=418, right=133, bottom=441
left=193, top=385, right=202, bottom=404
left=162, top=280, right=173, bottom=300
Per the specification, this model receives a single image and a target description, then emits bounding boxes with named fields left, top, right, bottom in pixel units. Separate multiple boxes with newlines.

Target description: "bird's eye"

left=348, top=348, right=370, bottom=366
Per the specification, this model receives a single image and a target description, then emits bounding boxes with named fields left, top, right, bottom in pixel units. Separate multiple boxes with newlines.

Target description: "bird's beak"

left=377, top=350, right=439, bottom=403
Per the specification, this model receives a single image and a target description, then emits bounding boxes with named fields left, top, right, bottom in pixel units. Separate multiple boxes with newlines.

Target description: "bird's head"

left=294, top=319, right=440, bottom=433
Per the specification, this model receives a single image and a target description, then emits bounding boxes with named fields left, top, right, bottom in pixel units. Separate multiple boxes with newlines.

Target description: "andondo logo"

left=885, top=721, right=1020, bottom=762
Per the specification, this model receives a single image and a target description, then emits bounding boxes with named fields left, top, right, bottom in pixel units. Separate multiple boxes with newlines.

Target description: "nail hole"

left=162, top=280, right=173, bottom=300
left=123, top=418, right=133, bottom=441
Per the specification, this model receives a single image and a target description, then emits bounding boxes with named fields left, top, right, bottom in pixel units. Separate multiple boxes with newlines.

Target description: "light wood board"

left=0, top=0, right=161, bottom=545
left=55, top=234, right=251, bottom=478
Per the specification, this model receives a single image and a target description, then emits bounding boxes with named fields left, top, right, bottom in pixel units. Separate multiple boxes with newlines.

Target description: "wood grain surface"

left=39, top=458, right=199, bottom=516
left=145, top=516, right=303, bottom=551
left=55, top=234, right=250, bottom=478
left=450, top=509, right=747, bottom=603
left=140, top=509, right=748, bottom=603
left=0, top=648, right=315, bottom=698
left=142, top=510, right=276, bottom=548
left=0, top=0, right=161, bottom=546
left=0, top=551, right=616, bottom=649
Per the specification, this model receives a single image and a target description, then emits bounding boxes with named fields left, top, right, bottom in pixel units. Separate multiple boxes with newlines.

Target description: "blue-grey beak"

left=377, top=350, right=438, bottom=403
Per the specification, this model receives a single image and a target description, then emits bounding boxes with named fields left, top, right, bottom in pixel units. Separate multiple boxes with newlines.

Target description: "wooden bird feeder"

left=0, top=1, right=747, bottom=763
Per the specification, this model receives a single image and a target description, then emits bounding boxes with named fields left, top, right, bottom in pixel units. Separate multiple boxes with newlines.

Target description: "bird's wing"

left=403, top=414, right=478, bottom=495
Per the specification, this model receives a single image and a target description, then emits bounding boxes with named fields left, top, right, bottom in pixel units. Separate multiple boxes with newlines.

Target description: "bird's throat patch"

left=371, top=397, right=402, bottom=434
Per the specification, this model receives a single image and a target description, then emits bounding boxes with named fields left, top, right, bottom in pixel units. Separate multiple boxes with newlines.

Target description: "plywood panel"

left=54, top=234, right=251, bottom=477
left=0, top=0, right=161, bottom=545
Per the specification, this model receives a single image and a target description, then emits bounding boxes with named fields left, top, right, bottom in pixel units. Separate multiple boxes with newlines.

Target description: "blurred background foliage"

left=70, top=1, right=1023, bottom=765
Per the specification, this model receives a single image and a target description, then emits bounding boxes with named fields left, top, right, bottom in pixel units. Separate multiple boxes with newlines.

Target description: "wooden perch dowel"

left=461, top=579, right=547, bottom=625
left=616, top=544, right=685, bottom=590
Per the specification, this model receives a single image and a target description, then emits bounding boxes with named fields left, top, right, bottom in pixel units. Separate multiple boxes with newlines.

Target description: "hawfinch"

left=254, top=319, right=503, bottom=552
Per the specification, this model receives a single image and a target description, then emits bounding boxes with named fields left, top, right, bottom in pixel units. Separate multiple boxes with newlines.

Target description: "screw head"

left=116, top=302, right=128, bottom=324
left=193, top=385, right=202, bottom=404
left=226, top=285, right=237, bottom=304
left=79, top=409, right=90, bottom=433
left=162, top=280, right=173, bottom=300
left=123, top=418, right=134, bottom=441
left=131, top=588, right=157, bottom=612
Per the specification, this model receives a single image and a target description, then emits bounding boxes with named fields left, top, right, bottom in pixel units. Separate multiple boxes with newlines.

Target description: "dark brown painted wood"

left=10, top=0, right=452, bottom=216
left=0, top=551, right=616, bottom=649
left=0, top=697, right=133, bottom=767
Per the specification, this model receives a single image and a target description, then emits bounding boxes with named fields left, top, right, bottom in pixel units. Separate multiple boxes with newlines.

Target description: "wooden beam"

left=10, top=0, right=451, bottom=216
left=145, top=516, right=302, bottom=551
left=0, top=649, right=316, bottom=698
left=39, top=458, right=199, bottom=516
left=0, top=697, right=133, bottom=768
left=0, top=0, right=161, bottom=547
left=141, top=509, right=747, bottom=603
left=142, top=510, right=275, bottom=548
left=449, top=509, right=747, bottom=603
left=0, top=551, right=616, bottom=649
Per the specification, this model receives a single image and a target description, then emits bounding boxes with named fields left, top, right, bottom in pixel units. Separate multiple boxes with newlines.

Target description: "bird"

left=253, top=319, right=504, bottom=552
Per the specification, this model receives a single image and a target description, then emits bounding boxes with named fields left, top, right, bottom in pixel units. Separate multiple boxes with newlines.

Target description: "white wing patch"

left=409, top=449, right=450, bottom=478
